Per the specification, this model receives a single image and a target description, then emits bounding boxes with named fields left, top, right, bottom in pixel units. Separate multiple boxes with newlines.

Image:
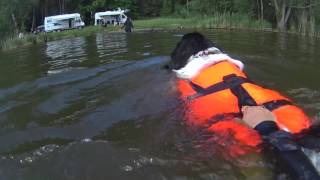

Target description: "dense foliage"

left=0, top=0, right=320, bottom=40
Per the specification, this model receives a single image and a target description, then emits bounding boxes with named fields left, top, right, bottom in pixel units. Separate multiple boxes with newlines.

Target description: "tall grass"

left=1, top=14, right=271, bottom=50
left=134, top=14, right=272, bottom=30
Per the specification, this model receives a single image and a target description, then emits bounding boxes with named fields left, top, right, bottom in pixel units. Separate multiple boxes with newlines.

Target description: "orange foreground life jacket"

left=178, top=61, right=310, bottom=150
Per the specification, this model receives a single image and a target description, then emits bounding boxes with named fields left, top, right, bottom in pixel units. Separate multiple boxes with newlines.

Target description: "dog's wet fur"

left=168, top=32, right=320, bottom=174
left=167, top=32, right=218, bottom=70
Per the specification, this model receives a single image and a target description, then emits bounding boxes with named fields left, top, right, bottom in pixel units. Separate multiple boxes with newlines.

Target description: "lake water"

left=0, top=30, right=319, bottom=180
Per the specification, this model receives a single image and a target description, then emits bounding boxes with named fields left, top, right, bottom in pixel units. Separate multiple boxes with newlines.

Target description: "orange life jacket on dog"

left=178, top=60, right=310, bottom=149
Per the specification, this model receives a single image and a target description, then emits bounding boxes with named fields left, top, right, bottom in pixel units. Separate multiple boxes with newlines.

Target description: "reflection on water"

left=96, top=33, right=128, bottom=61
left=0, top=30, right=319, bottom=180
left=46, top=37, right=87, bottom=74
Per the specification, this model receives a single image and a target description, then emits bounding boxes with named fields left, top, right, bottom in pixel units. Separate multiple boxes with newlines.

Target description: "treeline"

left=0, top=0, right=320, bottom=40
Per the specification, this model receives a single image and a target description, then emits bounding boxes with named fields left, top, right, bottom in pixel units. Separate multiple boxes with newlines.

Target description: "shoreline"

left=0, top=27, right=273, bottom=51
left=0, top=17, right=317, bottom=51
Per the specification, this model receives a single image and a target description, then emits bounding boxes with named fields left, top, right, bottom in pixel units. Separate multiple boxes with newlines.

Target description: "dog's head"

left=167, top=32, right=218, bottom=70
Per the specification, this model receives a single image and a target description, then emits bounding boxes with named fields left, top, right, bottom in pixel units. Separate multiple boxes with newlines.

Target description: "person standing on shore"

left=123, top=17, right=134, bottom=32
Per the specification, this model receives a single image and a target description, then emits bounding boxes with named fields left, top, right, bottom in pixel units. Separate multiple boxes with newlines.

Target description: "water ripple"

left=96, top=33, right=128, bottom=60
left=46, top=37, right=88, bottom=72
left=0, top=56, right=171, bottom=153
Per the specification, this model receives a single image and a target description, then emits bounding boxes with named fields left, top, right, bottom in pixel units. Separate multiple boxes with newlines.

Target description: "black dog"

left=168, top=32, right=320, bottom=179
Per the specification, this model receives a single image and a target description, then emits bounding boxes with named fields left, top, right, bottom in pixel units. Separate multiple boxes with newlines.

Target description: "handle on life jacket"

left=188, top=74, right=292, bottom=111
left=187, top=72, right=319, bottom=178
left=223, top=74, right=257, bottom=107
left=187, top=74, right=253, bottom=102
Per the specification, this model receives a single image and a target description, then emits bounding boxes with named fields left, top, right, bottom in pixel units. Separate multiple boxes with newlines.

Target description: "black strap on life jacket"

left=188, top=75, right=320, bottom=179
left=262, top=100, right=292, bottom=111
left=188, top=74, right=292, bottom=111
left=187, top=74, right=252, bottom=101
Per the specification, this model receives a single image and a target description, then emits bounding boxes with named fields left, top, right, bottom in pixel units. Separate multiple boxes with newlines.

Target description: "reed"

left=1, top=26, right=119, bottom=50
left=134, top=14, right=272, bottom=30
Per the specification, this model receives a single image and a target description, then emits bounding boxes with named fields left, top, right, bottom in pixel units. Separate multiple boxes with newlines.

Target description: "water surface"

left=0, top=30, right=319, bottom=180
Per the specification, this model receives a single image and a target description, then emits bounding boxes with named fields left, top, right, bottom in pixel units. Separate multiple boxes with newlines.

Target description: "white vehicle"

left=44, top=13, right=85, bottom=32
left=95, top=9, right=128, bottom=26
